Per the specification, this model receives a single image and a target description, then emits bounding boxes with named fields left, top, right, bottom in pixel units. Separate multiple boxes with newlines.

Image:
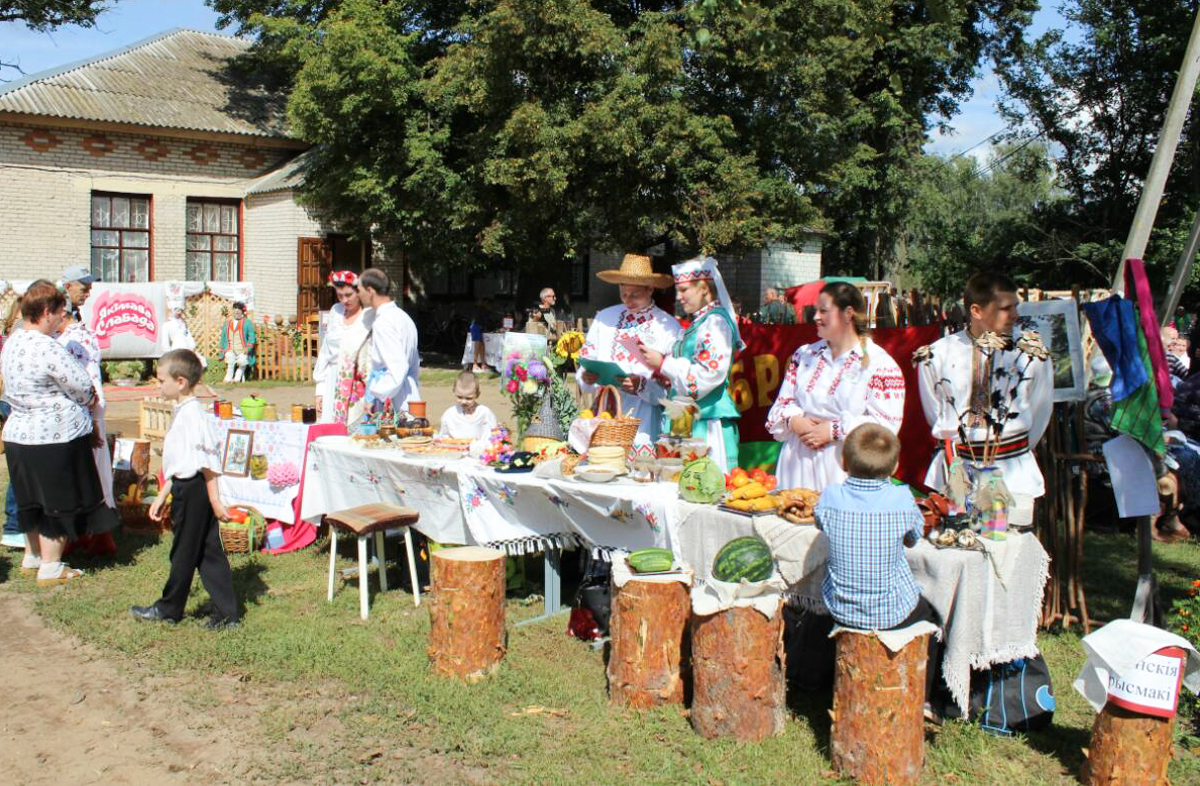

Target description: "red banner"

left=730, top=322, right=941, bottom=488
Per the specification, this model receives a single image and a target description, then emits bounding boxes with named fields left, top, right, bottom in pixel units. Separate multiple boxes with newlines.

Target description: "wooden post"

left=427, top=546, right=506, bottom=682
left=831, top=631, right=929, bottom=786
left=689, top=606, right=786, bottom=741
left=607, top=576, right=691, bottom=708
left=1082, top=704, right=1175, bottom=785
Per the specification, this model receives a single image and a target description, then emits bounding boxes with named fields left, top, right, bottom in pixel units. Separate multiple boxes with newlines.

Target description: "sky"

left=2, top=0, right=1073, bottom=164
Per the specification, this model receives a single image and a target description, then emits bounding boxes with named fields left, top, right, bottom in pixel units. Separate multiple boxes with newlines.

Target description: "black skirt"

left=4, top=434, right=119, bottom=540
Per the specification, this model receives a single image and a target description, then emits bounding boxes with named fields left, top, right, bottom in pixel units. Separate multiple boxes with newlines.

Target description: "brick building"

left=0, top=28, right=385, bottom=322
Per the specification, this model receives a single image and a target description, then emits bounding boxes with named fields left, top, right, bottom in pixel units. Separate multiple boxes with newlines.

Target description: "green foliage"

left=233, top=0, right=1037, bottom=278
left=1168, top=580, right=1200, bottom=742
left=547, top=360, right=579, bottom=436
left=0, top=0, right=111, bottom=29
left=992, top=0, right=1200, bottom=297
left=101, top=359, right=147, bottom=382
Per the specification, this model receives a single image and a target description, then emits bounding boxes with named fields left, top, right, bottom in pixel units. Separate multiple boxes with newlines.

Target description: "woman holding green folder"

left=638, top=257, right=743, bottom=471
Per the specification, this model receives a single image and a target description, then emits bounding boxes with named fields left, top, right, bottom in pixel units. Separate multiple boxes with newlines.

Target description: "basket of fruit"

left=218, top=505, right=266, bottom=553
left=587, top=386, right=640, bottom=449
left=118, top=480, right=172, bottom=534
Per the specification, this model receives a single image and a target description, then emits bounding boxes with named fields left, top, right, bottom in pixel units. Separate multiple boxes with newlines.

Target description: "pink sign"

left=89, top=290, right=159, bottom=349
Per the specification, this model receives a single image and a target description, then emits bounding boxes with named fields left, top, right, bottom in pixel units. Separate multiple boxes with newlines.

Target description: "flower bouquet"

left=551, top=330, right=586, bottom=372
left=503, top=351, right=552, bottom=438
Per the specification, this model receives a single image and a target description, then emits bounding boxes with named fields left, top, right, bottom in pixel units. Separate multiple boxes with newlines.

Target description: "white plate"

left=573, top=465, right=625, bottom=483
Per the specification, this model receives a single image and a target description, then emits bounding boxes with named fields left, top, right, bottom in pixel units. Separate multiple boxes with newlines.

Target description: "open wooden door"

left=297, top=237, right=332, bottom=323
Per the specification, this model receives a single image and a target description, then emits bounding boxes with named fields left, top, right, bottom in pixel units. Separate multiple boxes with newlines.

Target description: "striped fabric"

left=815, top=477, right=924, bottom=630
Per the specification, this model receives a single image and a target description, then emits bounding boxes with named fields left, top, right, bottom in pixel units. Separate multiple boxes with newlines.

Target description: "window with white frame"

left=90, top=193, right=151, bottom=282
left=186, top=200, right=240, bottom=281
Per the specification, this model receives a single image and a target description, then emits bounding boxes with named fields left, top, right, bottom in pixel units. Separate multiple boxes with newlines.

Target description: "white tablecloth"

left=210, top=417, right=316, bottom=522
left=301, top=436, right=1049, bottom=713
left=460, top=332, right=507, bottom=371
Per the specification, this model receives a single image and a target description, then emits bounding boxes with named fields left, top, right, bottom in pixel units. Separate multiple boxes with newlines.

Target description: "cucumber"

left=628, top=547, right=675, bottom=573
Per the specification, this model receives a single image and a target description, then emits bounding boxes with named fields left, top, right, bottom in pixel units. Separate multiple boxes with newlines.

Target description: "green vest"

left=671, top=306, right=740, bottom=425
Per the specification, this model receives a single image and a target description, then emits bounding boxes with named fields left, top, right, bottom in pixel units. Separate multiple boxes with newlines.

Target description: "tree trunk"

left=607, top=576, right=691, bottom=708
left=689, top=606, right=786, bottom=741
left=1082, top=703, right=1174, bottom=785
left=831, top=631, right=928, bottom=785
left=427, top=546, right=506, bottom=682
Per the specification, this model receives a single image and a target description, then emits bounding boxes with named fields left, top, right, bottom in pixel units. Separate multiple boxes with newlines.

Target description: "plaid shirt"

left=815, top=477, right=924, bottom=629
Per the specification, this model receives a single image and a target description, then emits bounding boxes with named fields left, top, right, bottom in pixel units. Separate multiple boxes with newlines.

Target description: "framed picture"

left=1017, top=298, right=1086, bottom=402
left=222, top=429, right=254, bottom=477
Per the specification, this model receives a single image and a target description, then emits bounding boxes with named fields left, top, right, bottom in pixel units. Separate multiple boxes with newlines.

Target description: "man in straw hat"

left=577, top=254, right=680, bottom=442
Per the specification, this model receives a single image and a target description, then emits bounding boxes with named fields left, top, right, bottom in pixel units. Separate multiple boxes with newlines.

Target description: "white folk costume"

left=313, top=272, right=374, bottom=424
left=59, top=318, right=114, bottom=508
left=365, top=300, right=421, bottom=414
left=577, top=297, right=680, bottom=442
left=766, top=337, right=906, bottom=490
left=915, top=329, right=1053, bottom=525
left=164, top=310, right=206, bottom=367
left=656, top=257, right=743, bottom=471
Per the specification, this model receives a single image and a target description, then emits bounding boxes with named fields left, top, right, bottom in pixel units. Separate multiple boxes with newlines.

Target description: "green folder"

left=579, top=358, right=628, bottom=386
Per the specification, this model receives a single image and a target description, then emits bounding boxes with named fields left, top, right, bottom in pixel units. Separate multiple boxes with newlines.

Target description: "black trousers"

left=155, top=474, right=238, bottom=621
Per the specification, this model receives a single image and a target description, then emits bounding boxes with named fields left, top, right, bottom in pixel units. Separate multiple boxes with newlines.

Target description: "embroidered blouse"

left=1, top=328, right=95, bottom=445
left=766, top=337, right=906, bottom=490
left=658, top=301, right=736, bottom=402
left=161, top=398, right=223, bottom=480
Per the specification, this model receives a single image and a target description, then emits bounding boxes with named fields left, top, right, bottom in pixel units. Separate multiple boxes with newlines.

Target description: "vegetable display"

left=711, top=537, right=774, bottom=583
left=627, top=547, right=674, bottom=573
left=677, top=458, right=725, bottom=504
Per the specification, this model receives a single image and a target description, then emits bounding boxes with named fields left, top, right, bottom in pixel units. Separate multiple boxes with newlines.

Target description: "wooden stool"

left=325, top=503, right=420, bottom=620
left=690, top=605, right=786, bottom=740
left=427, top=546, right=506, bottom=682
left=831, top=630, right=930, bottom=785
left=607, top=573, right=691, bottom=708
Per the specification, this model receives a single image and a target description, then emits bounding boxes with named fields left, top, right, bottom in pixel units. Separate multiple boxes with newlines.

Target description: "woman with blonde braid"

left=766, top=282, right=906, bottom=490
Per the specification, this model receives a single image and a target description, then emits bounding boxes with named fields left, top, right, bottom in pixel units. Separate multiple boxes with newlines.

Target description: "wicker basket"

left=589, top=385, right=640, bottom=449
left=119, top=500, right=172, bottom=535
left=218, top=505, right=266, bottom=554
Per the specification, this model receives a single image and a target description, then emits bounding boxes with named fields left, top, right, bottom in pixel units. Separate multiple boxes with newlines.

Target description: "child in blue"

left=813, top=423, right=941, bottom=699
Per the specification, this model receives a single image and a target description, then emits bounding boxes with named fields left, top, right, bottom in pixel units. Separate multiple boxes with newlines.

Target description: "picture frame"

left=222, top=429, right=254, bottom=477
left=1016, top=298, right=1086, bottom=402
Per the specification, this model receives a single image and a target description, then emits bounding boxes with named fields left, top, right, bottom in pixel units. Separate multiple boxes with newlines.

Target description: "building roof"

left=0, top=28, right=291, bottom=139
left=247, top=148, right=312, bottom=195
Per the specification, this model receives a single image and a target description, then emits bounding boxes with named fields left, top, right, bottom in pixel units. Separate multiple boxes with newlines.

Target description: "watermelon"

left=712, top=536, right=773, bottom=582
left=678, top=458, right=725, bottom=504
left=628, top=547, right=674, bottom=573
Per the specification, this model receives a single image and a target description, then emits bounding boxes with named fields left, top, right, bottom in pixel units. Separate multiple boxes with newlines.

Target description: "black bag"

left=939, top=655, right=1055, bottom=734
left=568, top=553, right=611, bottom=641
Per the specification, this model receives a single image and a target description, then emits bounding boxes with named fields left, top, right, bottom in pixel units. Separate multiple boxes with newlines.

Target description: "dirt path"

left=0, top=590, right=261, bottom=785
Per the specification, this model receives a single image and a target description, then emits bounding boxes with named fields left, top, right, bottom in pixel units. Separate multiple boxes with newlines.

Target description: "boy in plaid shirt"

left=815, top=423, right=938, bottom=631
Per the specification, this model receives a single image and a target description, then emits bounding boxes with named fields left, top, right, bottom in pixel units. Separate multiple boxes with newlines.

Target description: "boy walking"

left=131, top=349, right=239, bottom=630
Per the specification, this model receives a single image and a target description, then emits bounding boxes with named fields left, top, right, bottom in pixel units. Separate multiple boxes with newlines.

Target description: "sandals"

left=36, top=565, right=84, bottom=586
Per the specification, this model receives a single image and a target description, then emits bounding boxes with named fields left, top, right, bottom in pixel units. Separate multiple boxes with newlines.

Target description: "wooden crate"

left=139, top=397, right=173, bottom=440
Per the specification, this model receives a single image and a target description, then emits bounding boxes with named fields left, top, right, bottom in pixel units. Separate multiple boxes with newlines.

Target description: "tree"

left=2, top=1, right=115, bottom=75
left=238, top=0, right=1038, bottom=279
left=995, top=0, right=1200, bottom=296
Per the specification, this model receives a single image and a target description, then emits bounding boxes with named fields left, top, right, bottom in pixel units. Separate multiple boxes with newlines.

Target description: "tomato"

left=763, top=475, right=778, bottom=491
left=732, top=473, right=752, bottom=489
left=731, top=468, right=749, bottom=480
left=750, top=468, right=768, bottom=484
left=226, top=508, right=248, bottom=524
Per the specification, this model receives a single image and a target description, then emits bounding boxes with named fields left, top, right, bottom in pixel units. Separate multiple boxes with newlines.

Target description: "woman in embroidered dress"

left=638, top=257, right=743, bottom=471
left=314, top=270, right=373, bottom=424
left=766, top=281, right=906, bottom=490
left=577, top=254, right=680, bottom=442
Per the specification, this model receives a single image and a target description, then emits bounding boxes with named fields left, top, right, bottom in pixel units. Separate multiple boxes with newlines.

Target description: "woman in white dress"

left=577, top=254, right=680, bottom=442
left=766, top=281, right=906, bottom=490
left=313, top=270, right=373, bottom=424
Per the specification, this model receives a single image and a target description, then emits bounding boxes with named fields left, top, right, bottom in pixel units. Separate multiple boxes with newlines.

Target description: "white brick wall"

left=243, top=190, right=331, bottom=318
left=0, top=120, right=299, bottom=291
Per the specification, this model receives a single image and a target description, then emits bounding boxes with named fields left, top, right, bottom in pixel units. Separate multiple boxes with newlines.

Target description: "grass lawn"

left=2, top=522, right=1199, bottom=783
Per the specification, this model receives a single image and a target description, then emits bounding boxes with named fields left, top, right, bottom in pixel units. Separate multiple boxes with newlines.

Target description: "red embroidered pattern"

left=804, top=356, right=827, bottom=393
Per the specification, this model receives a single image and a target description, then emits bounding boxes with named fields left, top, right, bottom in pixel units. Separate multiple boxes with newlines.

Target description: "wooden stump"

left=831, top=631, right=929, bottom=786
left=427, top=546, right=506, bottom=682
left=690, top=606, right=786, bottom=740
left=607, top=576, right=691, bottom=708
left=1081, top=703, right=1174, bottom=785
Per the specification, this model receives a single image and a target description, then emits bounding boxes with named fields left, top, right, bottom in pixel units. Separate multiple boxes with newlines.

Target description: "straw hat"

left=596, top=254, right=674, bottom=289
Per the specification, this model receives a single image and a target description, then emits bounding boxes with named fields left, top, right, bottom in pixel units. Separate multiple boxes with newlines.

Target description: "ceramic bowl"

left=573, top=464, right=624, bottom=483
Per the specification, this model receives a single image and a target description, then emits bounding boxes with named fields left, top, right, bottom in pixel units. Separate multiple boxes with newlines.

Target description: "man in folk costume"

left=915, top=272, right=1053, bottom=528
left=577, top=254, right=680, bottom=442
left=219, top=301, right=256, bottom=383
left=356, top=268, right=421, bottom=416
left=638, top=256, right=743, bottom=471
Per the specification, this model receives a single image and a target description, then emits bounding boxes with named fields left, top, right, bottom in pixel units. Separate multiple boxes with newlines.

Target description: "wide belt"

left=955, top=432, right=1030, bottom=461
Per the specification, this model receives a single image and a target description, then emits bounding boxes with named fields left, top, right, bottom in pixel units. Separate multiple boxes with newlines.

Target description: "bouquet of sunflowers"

left=552, top=330, right=586, bottom=372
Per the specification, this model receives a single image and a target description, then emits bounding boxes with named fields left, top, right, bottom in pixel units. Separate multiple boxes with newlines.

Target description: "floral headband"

left=328, top=270, right=358, bottom=287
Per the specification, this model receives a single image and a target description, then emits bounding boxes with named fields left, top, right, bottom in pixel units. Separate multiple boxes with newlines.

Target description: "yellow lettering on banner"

left=730, top=359, right=753, bottom=412
left=754, top=354, right=780, bottom=408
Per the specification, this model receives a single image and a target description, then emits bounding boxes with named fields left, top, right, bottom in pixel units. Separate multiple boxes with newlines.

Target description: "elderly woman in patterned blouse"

left=1, top=280, right=118, bottom=585
left=766, top=281, right=906, bottom=491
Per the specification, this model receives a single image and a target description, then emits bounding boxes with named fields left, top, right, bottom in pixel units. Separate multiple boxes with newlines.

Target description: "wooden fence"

left=181, top=292, right=317, bottom=383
